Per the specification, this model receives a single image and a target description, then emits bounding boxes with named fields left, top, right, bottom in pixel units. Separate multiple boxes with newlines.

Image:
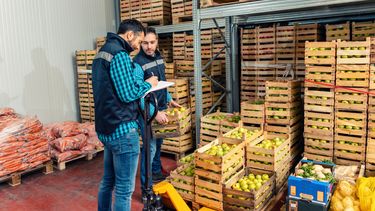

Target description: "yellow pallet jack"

left=141, top=92, right=213, bottom=211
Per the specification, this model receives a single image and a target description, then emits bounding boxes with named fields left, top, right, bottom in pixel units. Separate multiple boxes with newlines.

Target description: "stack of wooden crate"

left=352, top=21, right=375, bottom=41
left=367, top=61, right=375, bottom=175
left=265, top=80, right=302, bottom=169
left=295, top=23, right=322, bottom=92
left=167, top=79, right=190, bottom=108
left=120, top=0, right=171, bottom=26
left=303, top=41, right=336, bottom=162
left=240, top=100, right=265, bottom=129
left=335, top=38, right=371, bottom=166
left=171, top=0, right=192, bottom=24
left=96, top=37, right=106, bottom=51
left=76, top=50, right=96, bottom=122
left=326, top=22, right=350, bottom=42
left=159, top=36, right=173, bottom=63
left=190, top=78, right=213, bottom=124
left=275, top=25, right=296, bottom=79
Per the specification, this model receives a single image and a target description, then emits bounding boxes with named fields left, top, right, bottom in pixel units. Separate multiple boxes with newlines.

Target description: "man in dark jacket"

left=92, top=20, right=158, bottom=211
left=134, top=27, right=180, bottom=194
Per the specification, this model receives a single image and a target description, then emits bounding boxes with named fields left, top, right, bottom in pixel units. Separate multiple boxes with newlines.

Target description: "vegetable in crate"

left=295, top=162, right=335, bottom=183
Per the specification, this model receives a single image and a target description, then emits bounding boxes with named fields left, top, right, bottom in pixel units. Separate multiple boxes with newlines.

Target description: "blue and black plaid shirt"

left=98, top=51, right=151, bottom=142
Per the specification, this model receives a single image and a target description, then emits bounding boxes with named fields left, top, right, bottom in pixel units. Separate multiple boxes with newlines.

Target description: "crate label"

left=291, top=186, right=296, bottom=195
left=317, top=191, right=324, bottom=202
left=300, top=193, right=313, bottom=201
left=289, top=200, right=298, bottom=211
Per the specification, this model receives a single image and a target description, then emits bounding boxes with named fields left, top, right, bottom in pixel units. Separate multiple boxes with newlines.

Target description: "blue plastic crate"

left=288, top=159, right=335, bottom=205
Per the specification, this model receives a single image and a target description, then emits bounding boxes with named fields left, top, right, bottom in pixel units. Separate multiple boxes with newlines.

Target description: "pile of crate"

left=303, top=41, right=336, bottom=162
left=263, top=80, right=302, bottom=187
left=275, top=26, right=296, bottom=79
left=335, top=38, right=371, bottom=166
left=76, top=50, right=96, bottom=122
left=120, top=0, right=171, bottom=26
left=96, top=37, right=106, bottom=51
left=171, top=0, right=192, bottom=24
left=367, top=60, right=375, bottom=175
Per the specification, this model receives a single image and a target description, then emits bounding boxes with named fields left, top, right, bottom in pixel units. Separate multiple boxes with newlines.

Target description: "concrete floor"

left=0, top=152, right=177, bottom=211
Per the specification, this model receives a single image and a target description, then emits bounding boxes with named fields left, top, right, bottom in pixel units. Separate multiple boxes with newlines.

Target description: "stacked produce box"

left=240, top=100, right=265, bottom=129
left=265, top=80, right=303, bottom=169
left=335, top=38, right=371, bottom=166
left=303, top=41, right=336, bottom=162
left=275, top=25, right=296, bottom=79
left=367, top=38, right=375, bottom=175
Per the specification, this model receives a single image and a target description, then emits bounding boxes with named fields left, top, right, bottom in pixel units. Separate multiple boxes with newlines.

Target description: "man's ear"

left=126, top=31, right=135, bottom=41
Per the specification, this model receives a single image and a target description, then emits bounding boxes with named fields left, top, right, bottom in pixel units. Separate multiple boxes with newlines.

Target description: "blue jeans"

left=98, top=129, right=140, bottom=211
left=139, top=118, right=164, bottom=191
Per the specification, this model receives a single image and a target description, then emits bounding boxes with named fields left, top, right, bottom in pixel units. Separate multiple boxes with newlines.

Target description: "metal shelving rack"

left=119, top=0, right=375, bottom=146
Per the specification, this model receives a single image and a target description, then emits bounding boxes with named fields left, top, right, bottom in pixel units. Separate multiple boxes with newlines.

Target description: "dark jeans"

left=97, top=129, right=140, bottom=211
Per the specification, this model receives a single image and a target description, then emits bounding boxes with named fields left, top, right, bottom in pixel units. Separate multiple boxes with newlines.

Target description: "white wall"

left=0, top=0, right=115, bottom=123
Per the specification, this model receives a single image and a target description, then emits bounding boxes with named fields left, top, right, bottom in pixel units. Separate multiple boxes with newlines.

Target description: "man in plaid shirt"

left=92, top=19, right=158, bottom=211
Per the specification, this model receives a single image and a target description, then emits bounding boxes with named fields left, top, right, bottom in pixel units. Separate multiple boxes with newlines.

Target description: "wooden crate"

left=246, top=133, right=290, bottom=172
left=200, top=111, right=234, bottom=145
left=169, top=163, right=195, bottom=202
left=304, top=87, right=335, bottom=113
left=171, top=0, right=192, bottom=24
left=173, top=32, right=186, bottom=60
left=265, top=121, right=303, bottom=145
left=303, top=152, right=333, bottom=162
left=165, top=62, right=175, bottom=79
left=96, top=37, right=106, bottom=50
left=200, top=0, right=238, bottom=8
left=77, top=70, right=94, bottom=122
left=276, top=25, right=296, bottom=64
left=159, top=36, right=173, bottom=62
left=305, top=41, right=336, bottom=65
left=304, top=111, right=334, bottom=136
left=175, top=60, right=194, bottom=77
left=220, top=114, right=241, bottom=135
left=241, top=28, right=257, bottom=61
left=305, top=65, right=335, bottom=88
left=371, top=38, right=375, bottom=63
left=296, top=23, right=322, bottom=64
left=352, top=21, right=375, bottom=41
left=223, top=168, right=275, bottom=211
left=370, top=65, right=375, bottom=89
left=335, top=110, right=367, bottom=137
left=275, top=161, right=290, bottom=192
left=190, top=93, right=213, bottom=113
left=304, top=133, right=334, bottom=160
left=265, top=80, right=301, bottom=103
left=153, top=107, right=191, bottom=139
left=336, top=64, right=370, bottom=87
left=76, top=50, right=96, bottom=70
left=290, top=138, right=303, bottom=164
left=334, top=134, right=366, bottom=165
left=141, top=0, right=172, bottom=26
left=167, top=78, right=189, bottom=105
left=256, top=25, right=276, bottom=64
left=241, top=100, right=265, bottom=125
left=369, top=92, right=375, bottom=112
left=337, top=38, right=371, bottom=64
left=367, top=128, right=375, bottom=176
left=326, top=22, right=350, bottom=41
left=335, top=88, right=368, bottom=111
left=222, top=123, right=263, bottom=144
left=368, top=113, right=375, bottom=137
left=194, top=137, right=246, bottom=210
left=265, top=101, right=302, bottom=125
left=162, top=132, right=193, bottom=154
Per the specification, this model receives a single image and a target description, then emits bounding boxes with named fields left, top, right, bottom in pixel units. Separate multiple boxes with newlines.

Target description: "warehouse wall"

left=0, top=0, right=116, bottom=123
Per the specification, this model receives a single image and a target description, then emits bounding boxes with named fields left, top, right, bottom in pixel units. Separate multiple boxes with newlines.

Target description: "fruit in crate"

left=331, top=180, right=360, bottom=211
left=256, top=137, right=286, bottom=150
left=231, top=173, right=270, bottom=192
left=225, top=127, right=259, bottom=140
left=180, top=165, right=195, bottom=177
left=207, top=114, right=226, bottom=120
left=251, top=100, right=264, bottom=105
left=226, top=115, right=241, bottom=123
left=204, top=143, right=236, bottom=157
left=295, top=162, right=334, bottom=183
left=179, top=154, right=193, bottom=164
left=166, top=107, right=187, bottom=116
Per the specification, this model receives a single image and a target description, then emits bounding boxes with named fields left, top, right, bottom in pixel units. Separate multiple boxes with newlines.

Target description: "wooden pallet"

left=336, top=64, right=370, bottom=88
left=223, top=168, right=275, bottom=211
left=265, top=80, right=301, bottom=103
left=337, top=38, right=371, bottom=64
left=304, top=132, right=334, bottom=160
left=305, top=41, right=336, bottom=65
left=352, top=21, right=375, bottom=41
left=335, top=110, right=367, bottom=136
left=246, top=133, right=290, bottom=172
left=240, top=100, right=265, bottom=125
left=0, top=160, right=53, bottom=186
left=326, top=22, right=350, bottom=41
left=305, top=65, right=335, bottom=87
left=335, top=87, right=368, bottom=111
left=265, top=101, right=302, bottom=125
left=54, top=150, right=100, bottom=171
left=169, top=163, right=195, bottom=202
left=304, top=87, right=335, bottom=113
left=194, top=137, right=246, bottom=211
left=334, top=133, right=366, bottom=165
left=304, top=111, right=334, bottom=136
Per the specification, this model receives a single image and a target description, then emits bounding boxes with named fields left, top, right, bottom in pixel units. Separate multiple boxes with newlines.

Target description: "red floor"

left=0, top=153, right=177, bottom=211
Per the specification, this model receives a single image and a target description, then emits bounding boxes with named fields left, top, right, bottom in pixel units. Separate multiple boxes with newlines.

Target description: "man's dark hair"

left=117, top=19, right=145, bottom=35
left=145, top=27, right=158, bottom=39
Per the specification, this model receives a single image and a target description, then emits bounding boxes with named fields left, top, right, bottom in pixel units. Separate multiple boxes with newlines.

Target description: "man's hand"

left=155, top=111, right=168, bottom=124
left=169, top=100, right=181, bottom=108
left=146, top=76, right=158, bottom=88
